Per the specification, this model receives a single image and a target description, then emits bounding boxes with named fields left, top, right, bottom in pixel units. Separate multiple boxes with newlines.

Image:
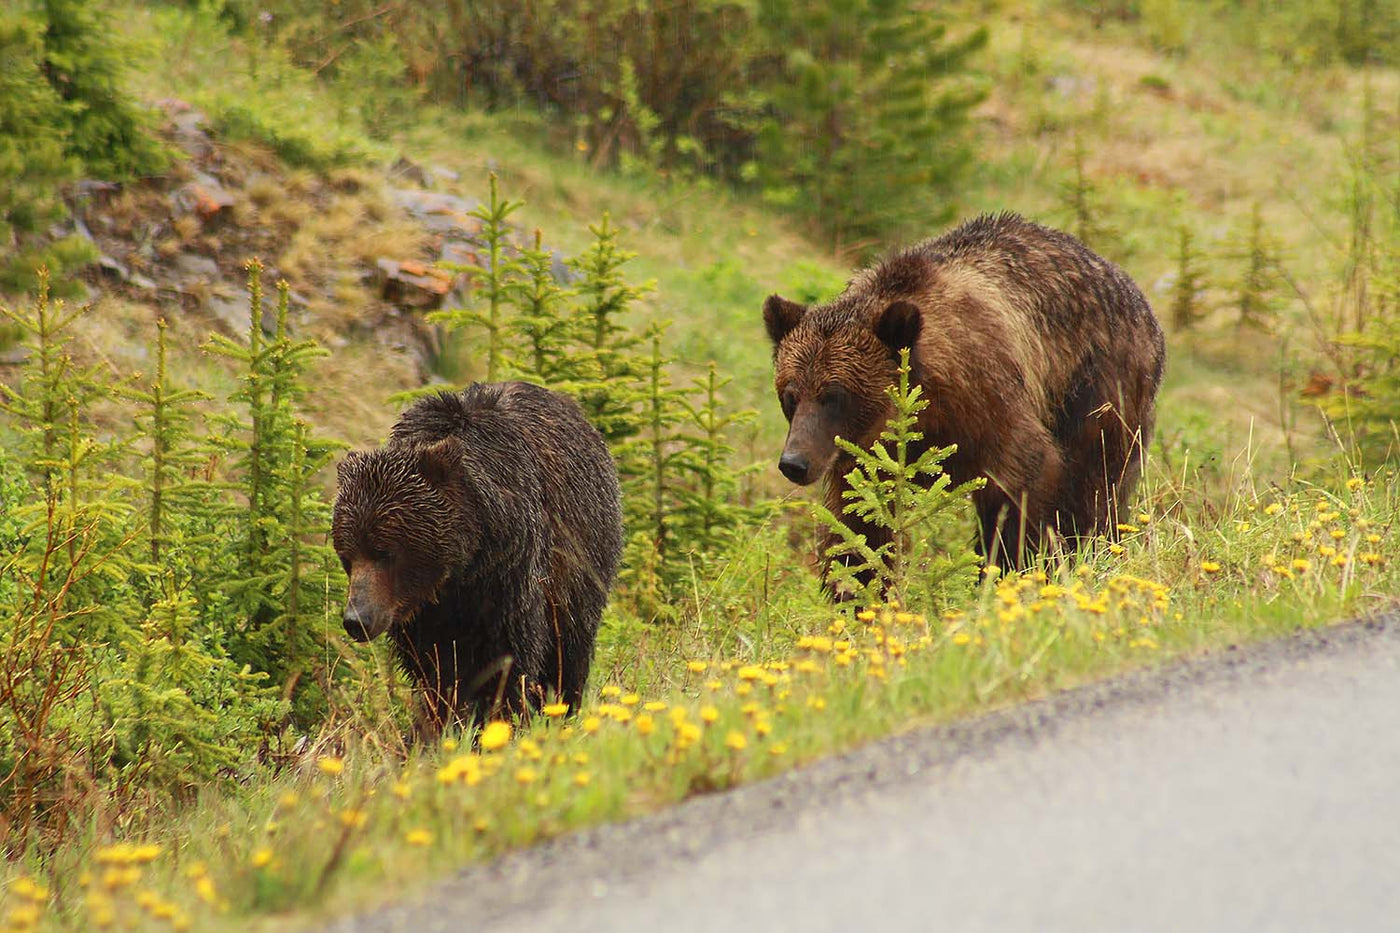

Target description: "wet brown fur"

left=764, top=213, right=1166, bottom=585
left=333, top=382, right=623, bottom=735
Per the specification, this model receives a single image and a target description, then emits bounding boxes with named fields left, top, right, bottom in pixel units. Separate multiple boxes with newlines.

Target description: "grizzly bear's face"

left=763, top=294, right=923, bottom=486
left=332, top=438, right=474, bottom=643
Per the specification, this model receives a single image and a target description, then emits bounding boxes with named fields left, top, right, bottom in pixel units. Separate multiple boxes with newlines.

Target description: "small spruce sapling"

left=429, top=172, right=523, bottom=382
left=813, top=348, right=983, bottom=609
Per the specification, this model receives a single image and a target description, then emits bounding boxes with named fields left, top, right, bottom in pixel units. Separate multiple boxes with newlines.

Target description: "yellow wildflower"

left=405, top=829, right=432, bottom=847
left=479, top=721, right=512, bottom=751
left=1200, top=561, right=1221, bottom=574
left=316, top=756, right=344, bottom=776
left=635, top=714, right=655, bottom=736
left=686, top=660, right=708, bottom=674
left=725, top=731, right=747, bottom=751
left=250, top=848, right=274, bottom=869
left=600, top=685, right=621, bottom=698
left=515, top=767, right=537, bottom=785
left=542, top=702, right=570, bottom=718
left=620, top=693, right=640, bottom=706
left=573, top=771, right=592, bottom=787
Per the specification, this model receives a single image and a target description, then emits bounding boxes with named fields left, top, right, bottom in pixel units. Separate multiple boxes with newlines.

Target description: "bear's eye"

left=779, top=388, right=797, bottom=421
left=819, top=385, right=848, bottom=411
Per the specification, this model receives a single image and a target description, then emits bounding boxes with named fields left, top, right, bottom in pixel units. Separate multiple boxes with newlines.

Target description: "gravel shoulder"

left=329, top=612, right=1400, bottom=933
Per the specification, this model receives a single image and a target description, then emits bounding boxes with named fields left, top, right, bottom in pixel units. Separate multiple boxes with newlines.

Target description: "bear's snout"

left=778, top=451, right=812, bottom=485
left=342, top=565, right=393, bottom=642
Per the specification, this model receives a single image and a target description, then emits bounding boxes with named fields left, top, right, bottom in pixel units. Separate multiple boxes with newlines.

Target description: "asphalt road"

left=332, top=613, right=1400, bottom=933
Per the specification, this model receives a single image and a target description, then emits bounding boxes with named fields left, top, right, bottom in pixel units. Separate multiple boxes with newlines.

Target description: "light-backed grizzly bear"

left=763, top=213, right=1165, bottom=586
left=332, top=382, right=623, bottom=733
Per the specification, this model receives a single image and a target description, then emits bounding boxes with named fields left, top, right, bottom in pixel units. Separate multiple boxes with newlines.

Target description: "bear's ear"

left=874, top=300, right=923, bottom=352
left=763, top=294, right=808, bottom=346
left=417, top=436, right=465, bottom=489
left=336, top=450, right=367, bottom=484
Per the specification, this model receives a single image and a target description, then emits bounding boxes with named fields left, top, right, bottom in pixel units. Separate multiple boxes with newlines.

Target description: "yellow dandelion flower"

left=686, top=660, right=708, bottom=673
left=620, top=693, right=640, bottom=706
left=700, top=705, right=719, bottom=723
left=806, top=696, right=827, bottom=710
left=338, top=808, right=368, bottom=829
left=737, top=665, right=765, bottom=681
left=674, top=722, right=702, bottom=748
left=11, top=877, right=46, bottom=902
left=704, top=679, right=723, bottom=691
left=442, top=737, right=458, bottom=752
left=405, top=829, right=432, bottom=847
left=542, top=702, right=570, bottom=718
left=194, top=876, right=218, bottom=906
left=1108, top=543, right=1126, bottom=556
left=573, top=771, right=592, bottom=787
left=755, top=719, right=773, bottom=736
left=951, top=632, right=971, bottom=646
left=856, top=609, right=876, bottom=622
left=317, top=756, right=344, bottom=776
left=1264, top=502, right=1283, bottom=515
left=1292, top=558, right=1312, bottom=572
left=768, top=742, right=790, bottom=756
left=725, top=731, right=748, bottom=751
left=1319, top=545, right=1336, bottom=558
left=735, top=682, right=753, bottom=696
left=1347, top=477, right=1364, bottom=491
left=278, top=791, right=300, bottom=809
left=669, top=706, right=688, bottom=725
left=8, top=904, right=41, bottom=926
left=1367, top=533, right=1382, bottom=544
left=479, top=721, right=512, bottom=751
left=599, top=685, right=622, bottom=698
left=1361, top=552, right=1382, bottom=565
left=250, top=848, right=274, bottom=869
left=635, top=714, right=655, bottom=736
left=582, top=716, right=601, bottom=735
left=515, top=767, right=537, bottom=786
left=643, top=701, right=668, bottom=712
left=1331, top=555, right=1348, bottom=567
left=1200, top=561, right=1221, bottom=574
left=517, top=739, right=543, bottom=760
left=1330, top=528, right=1346, bottom=541
left=1136, top=512, right=1151, bottom=524
left=1116, top=523, right=1139, bottom=533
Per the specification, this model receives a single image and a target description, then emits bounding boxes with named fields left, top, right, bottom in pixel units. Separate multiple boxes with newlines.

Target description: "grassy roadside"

left=4, top=462, right=1395, bottom=931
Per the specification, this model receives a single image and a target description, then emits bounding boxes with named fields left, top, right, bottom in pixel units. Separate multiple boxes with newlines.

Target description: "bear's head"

left=331, top=437, right=477, bottom=642
left=763, top=294, right=923, bottom=486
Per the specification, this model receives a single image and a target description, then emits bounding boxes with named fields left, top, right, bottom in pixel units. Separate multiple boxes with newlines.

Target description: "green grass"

left=8, top=465, right=1396, bottom=930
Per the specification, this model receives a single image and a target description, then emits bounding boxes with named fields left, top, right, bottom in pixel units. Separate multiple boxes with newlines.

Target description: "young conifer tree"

left=121, top=319, right=211, bottom=563
left=1170, top=224, right=1208, bottom=332
left=203, top=263, right=342, bottom=717
left=813, top=349, right=983, bottom=608
left=567, top=213, right=653, bottom=445
left=504, top=229, right=583, bottom=387
left=429, top=172, right=523, bottom=382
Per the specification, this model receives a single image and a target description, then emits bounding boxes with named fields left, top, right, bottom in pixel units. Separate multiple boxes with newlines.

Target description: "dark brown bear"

left=763, top=212, right=1165, bottom=583
left=332, top=382, right=622, bottom=732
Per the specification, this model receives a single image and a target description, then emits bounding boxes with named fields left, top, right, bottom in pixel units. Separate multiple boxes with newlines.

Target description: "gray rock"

left=376, top=257, right=456, bottom=309
left=97, top=254, right=130, bottom=281
left=388, top=188, right=481, bottom=237
left=172, top=252, right=219, bottom=288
